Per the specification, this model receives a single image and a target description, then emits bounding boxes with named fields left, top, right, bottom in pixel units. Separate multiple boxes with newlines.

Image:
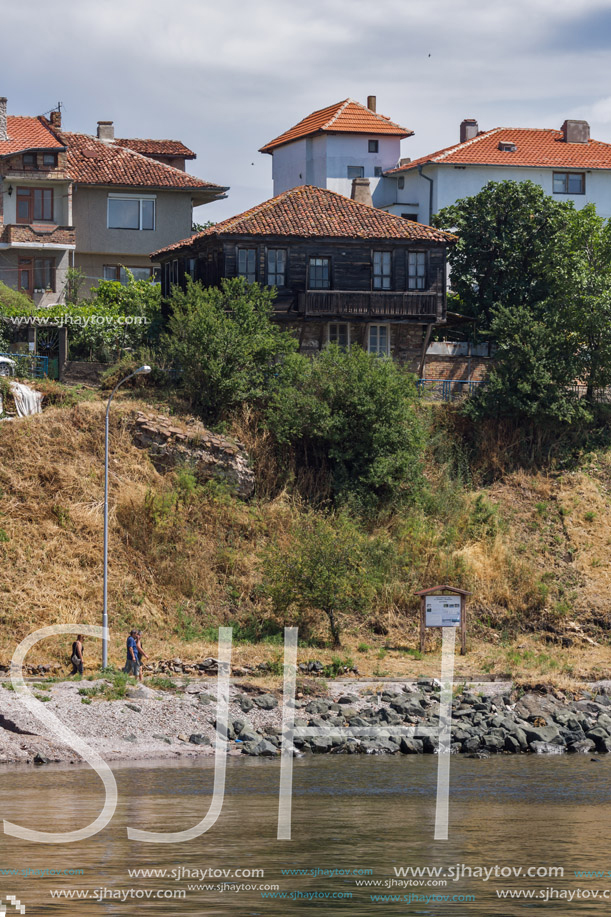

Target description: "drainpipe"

left=417, top=163, right=434, bottom=224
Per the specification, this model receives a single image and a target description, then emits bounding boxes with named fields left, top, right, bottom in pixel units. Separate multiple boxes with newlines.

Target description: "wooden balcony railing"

left=299, top=290, right=444, bottom=320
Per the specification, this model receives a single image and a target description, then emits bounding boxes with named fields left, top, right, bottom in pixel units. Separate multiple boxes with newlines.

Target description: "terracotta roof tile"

left=152, top=185, right=455, bottom=258
left=114, top=138, right=196, bottom=158
left=0, top=116, right=65, bottom=156
left=59, top=131, right=226, bottom=195
left=387, top=127, right=611, bottom=173
left=260, top=99, right=412, bottom=153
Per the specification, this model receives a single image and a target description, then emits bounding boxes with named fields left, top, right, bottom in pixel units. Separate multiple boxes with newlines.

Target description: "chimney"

left=49, top=109, right=62, bottom=129
left=367, top=95, right=376, bottom=112
left=460, top=118, right=478, bottom=143
left=0, top=97, right=7, bottom=143
left=97, top=120, right=114, bottom=142
left=351, top=177, right=373, bottom=207
left=561, top=119, right=590, bottom=144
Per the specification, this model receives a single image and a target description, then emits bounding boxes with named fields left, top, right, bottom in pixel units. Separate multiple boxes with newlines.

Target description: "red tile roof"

left=115, top=138, right=196, bottom=159
left=152, top=184, right=454, bottom=257
left=260, top=99, right=412, bottom=153
left=59, top=131, right=227, bottom=197
left=0, top=116, right=65, bottom=156
left=387, top=127, right=611, bottom=173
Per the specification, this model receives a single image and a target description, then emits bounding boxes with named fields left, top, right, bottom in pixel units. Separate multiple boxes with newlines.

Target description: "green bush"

left=263, top=512, right=396, bottom=646
left=164, top=278, right=296, bottom=423
left=266, top=344, right=426, bottom=513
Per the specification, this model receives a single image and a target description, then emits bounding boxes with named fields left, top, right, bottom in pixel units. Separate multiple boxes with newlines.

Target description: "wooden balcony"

left=299, top=290, right=444, bottom=321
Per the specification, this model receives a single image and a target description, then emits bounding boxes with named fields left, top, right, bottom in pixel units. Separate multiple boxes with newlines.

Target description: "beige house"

left=57, top=117, right=228, bottom=294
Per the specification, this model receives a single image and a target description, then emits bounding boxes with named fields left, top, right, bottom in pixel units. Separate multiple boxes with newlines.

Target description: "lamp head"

left=136, top=365, right=152, bottom=375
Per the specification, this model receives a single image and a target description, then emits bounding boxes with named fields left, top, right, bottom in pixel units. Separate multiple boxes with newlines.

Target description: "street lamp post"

left=102, top=365, right=151, bottom=669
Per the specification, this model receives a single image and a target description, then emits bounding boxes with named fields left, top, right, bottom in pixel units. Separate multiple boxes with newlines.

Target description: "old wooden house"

left=152, top=184, right=455, bottom=369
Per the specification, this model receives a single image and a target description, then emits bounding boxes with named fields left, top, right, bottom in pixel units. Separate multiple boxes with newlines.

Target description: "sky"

left=3, top=0, right=611, bottom=220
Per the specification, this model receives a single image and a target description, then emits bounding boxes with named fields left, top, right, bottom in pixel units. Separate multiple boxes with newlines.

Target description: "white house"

left=261, top=100, right=611, bottom=222
left=259, top=97, right=411, bottom=206
left=382, top=118, right=611, bottom=222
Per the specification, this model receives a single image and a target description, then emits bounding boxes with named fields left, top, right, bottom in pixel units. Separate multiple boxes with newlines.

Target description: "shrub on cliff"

left=266, top=344, right=426, bottom=513
left=165, top=278, right=296, bottom=423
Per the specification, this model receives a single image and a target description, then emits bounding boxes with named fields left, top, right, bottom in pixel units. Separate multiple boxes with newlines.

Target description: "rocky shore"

left=1, top=677, right=611, bottom=766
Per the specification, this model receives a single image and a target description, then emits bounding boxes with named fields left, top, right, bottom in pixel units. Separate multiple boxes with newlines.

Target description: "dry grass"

left=0, top=395, right=609, bottom=683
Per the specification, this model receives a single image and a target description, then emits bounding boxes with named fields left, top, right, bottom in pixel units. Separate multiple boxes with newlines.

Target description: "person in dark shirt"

left=70, top=635, right=84, bottom=676
left=125, top=630, right=139, bottom=677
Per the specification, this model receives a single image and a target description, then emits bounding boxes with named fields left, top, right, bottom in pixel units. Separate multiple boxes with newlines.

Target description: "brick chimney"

left=49, top=109, right=62, bottom=129
left=367, top=95, right=376, bottom=112
left=460, top=118, right=478, bottom=143
left=351, top=177, right=373, bottom=206
left=0, top=98, right=7, bottom=143
left=97, top=120, right=114, bottom=142
left=561, top=119, right=590, bottom=143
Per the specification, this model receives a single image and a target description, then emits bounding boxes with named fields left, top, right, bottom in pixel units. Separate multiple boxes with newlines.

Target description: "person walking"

left=125, top=629, right=139, bottom=678
left=135, top=630, right=149, bottom=683
left=70, top=635, right=84, bottom=677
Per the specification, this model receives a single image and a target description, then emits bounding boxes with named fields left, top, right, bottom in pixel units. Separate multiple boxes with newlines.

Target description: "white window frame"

left=327, top=322, right=350, bottom=349
left=373, top=251, right=392, bottom=290
left=367, top=323, right=390, bottom=356
left=107, top=193, right=157, bottom=231
left=238, top=248, right=257, bottom=282
left=408, top=251, right=427, bottom=290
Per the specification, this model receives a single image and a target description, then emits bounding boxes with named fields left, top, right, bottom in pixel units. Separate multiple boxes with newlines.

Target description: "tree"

left=548, top=203, right=611, bottom=400
left=263, top=513, right=393, bottom=646
left=266, top=344, right=426, bottom=512
left=165, top=278, right=297, bottom=423
left=434, top=180, right=571, bottom=329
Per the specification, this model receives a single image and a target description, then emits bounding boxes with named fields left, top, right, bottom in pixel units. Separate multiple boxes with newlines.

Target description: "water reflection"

left=0, top=756, right=609, bottom=914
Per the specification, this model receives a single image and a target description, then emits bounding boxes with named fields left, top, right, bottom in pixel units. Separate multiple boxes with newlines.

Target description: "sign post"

left=415, top=585, right=471, bottom=655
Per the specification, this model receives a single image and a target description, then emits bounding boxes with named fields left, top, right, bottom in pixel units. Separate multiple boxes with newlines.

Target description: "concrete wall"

left=72, top=186, right=193, bottom=256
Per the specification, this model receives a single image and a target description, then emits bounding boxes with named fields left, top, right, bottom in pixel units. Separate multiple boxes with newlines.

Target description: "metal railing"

left=417, top=378, right=485, bottom=402
left=0, top=353, right=49, bottom=379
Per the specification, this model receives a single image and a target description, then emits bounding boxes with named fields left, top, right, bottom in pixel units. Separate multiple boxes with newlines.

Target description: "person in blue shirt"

left=125, top=630, right=139, bottom=677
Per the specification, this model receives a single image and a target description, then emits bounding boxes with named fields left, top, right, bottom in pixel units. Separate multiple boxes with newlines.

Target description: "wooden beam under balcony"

left=299, top=290, right=444, bottom=322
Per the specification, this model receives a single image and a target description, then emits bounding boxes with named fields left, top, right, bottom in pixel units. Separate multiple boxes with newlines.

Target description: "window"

left=408, top=252, right=426, bottom=290
left=368, top=324, right=390, bottom=356
left=22, top=153, right=37, bottom=170
left=267, top=249, right=286, bottom=287
left=373, top=251, right=392, bottom=290
left=18, top=257, right=55, bottom=294
left=103, top=265, right=153, bottom=284
left=308, top=257, right=331, bottom=289
left=553, top=172, right=585, bottom=194
left=368, top=139, right=379, bottom=153
left=187, top=258, right=197, bottom=279
left=347, top=165, right=364, bottom=179
left=398, top=177, right=405, bottom=190
left=16, top=187, right=54, bottom=223
left=42, top=153, right=57, bottom=169
left=374, top=166, right=383, bottom=177
left=328, top=323, right=350, bottom=349
left=238, top=248, right=257, bottom=282
left=107, top=195, right=156, bottom=230
left=402, top=213, right=418, bottom=222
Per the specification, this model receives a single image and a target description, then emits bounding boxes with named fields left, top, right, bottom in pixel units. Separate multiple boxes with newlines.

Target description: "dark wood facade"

left=160, top=235, right=448, bottom=323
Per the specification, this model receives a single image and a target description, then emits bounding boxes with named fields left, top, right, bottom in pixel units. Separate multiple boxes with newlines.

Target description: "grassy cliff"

left=0, top=392, right=609, bottom=684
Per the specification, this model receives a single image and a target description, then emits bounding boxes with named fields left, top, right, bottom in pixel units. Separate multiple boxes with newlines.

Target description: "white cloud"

left=2, top=0, right=611, bottom=218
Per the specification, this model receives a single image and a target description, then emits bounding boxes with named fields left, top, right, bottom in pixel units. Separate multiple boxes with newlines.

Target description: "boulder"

left=33, top=752, right=50, bottom=765
left=531, top=742, right=566, bottom=755
left=242, top=739, right=278, bottom=757
left=399, top=738, right=424, bottom=754
left=567, top=740, right=596, bottom=754
left=189, top=734, right=211, bottom=746
left=132, top=411, right=255, bottom=498
left=237, top=695, right=254, bottom=713
left=125, top=685, right=156, bottom=700
left=253, top=694, right=278, bottom=710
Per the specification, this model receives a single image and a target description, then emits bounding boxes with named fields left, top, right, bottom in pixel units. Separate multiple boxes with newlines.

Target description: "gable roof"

left=151, top=184, right=454, bottom=257
left=114, top=138, right=196, bottom=159
left=59, top=131, right=227, bottom=199
left=386, top=126, right=611, bottom=173
left=259, top=99, right=412, bottom=154
left=0, top=116, right=65, bottom=157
